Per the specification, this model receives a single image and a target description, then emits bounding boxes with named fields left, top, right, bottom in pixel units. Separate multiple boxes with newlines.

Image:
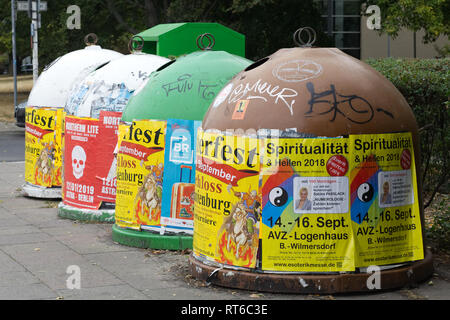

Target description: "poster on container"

left=349, top=132, right=423, bottom=267
left=24, top=107, right=63, bottom=187
left=159, top=119, right=202, bottom=234
left=193, top=130, right=261, bottom=268
left=52, top=109, right=64, bottom=187
left=259, top=137, right=355, bottom=272
left=63, top=115, right=100, bottom=209
left=93, top=111, right=122, bottom=205
left=115, top=120, right=166, bottom=230
left=257, top=131, right=423, bottom=272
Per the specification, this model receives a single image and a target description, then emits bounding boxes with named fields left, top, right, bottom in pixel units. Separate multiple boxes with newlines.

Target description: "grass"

left=0, top=74, right=33, bottom=122
left=0, top=74, right=33, bottom=93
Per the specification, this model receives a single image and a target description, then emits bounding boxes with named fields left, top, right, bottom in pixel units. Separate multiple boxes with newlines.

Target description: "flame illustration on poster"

left=134, top=163, right=164, bottom=226
left=34, top=141, right=54, bottom=186
left=215, top=182, right=261, bottom=268
left=216, top=229, right=256, bottom=267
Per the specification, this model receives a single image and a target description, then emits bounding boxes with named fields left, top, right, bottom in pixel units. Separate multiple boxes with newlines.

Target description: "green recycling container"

left=136, top=22, right=246, bottom=59
left=113, top=47, right=252, bottom=250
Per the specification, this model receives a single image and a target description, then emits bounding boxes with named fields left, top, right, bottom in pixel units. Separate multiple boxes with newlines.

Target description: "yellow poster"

left=260, top=137, right=355, bottom=272
left=24, top=107, right=63, bottom=187
left=349, top=132, right=423, bottom=267
left=52, top=108, right=64, bottom=186
left=193, top=129, right=261, bottom=268
left=115, top=120, right=166, bottom=230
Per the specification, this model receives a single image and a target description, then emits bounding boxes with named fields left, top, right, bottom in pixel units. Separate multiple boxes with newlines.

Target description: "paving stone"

left=0, top=271, right=41, bottom=287
left=32, top=264, right=124, bottom=290
left=0, top=161, right=449, bottom=300
left=0, top=284, right=56, bottom=300
left=0, top=250, right=27, bottom=272
left=56, top=284, right=148, bottom=300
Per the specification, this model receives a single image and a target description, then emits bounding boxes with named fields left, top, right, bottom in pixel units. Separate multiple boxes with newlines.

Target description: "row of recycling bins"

left=22, top=25, right=433, bottom=294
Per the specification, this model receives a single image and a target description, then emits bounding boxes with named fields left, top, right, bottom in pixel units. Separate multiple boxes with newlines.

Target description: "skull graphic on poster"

left=72, top=145, right=86, bottom=179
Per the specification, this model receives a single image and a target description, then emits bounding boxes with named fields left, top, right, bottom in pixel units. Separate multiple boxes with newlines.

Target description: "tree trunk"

left=144, top=0, right=159, bottom=27
left=105, top=0, right=138, bottom=34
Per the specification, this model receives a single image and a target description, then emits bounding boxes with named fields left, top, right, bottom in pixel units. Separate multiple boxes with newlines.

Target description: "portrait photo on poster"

left=293, top=176, right=349, bottom=214
left=377, top=170, right=414, bottom=208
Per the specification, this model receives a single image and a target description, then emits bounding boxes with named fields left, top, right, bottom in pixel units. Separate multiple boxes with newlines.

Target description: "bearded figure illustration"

left=134, top=163, right=163, bottom=225
left=34, top=142, right=54, bottom=186
left=216, top=185, right=261, bottom=266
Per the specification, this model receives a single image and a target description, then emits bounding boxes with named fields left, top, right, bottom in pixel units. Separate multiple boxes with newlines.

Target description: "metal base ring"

left=188, top=249, right=434, bottom=294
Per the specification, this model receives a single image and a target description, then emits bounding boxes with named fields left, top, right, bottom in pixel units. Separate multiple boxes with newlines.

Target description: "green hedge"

left=366, top=58, right=449, bottom=208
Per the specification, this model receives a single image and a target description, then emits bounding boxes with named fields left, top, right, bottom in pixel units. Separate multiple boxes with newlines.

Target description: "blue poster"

left=160, top=118, right=201, bottom=234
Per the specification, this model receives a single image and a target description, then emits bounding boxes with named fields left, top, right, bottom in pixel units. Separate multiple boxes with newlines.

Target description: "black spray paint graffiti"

left=304, top=82, right=394, bottom=124
left=161, top=74, right=220, bottom=100
left=130, top=70, right=150, bottom=80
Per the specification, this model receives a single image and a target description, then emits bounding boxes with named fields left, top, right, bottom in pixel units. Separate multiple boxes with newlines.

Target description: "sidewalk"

left=0, top=161, right=449, bottom=300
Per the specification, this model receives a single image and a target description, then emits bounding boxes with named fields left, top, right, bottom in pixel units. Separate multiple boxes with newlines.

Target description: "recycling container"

left=57, top=41, right=170, bottom=222
left=112, top=34, right=252, bottom=250
left=189, top=31, right=433, bottom=293
left=23, top=36, right=122, bottom=199
left=136, top=22, right=245, bottom=59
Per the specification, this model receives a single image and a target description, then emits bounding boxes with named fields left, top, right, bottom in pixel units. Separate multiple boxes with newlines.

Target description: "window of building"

left=315, top=0, right=361, bottom=59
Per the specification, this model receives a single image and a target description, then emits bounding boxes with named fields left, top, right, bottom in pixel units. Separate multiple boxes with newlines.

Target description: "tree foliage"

left=0, top=0, right=329, bottom=71
left=165, top=0, right=330, bottom=59
left=367, top=57, right=450, bottom=207
left=1, top=0, right=448, bottom=71
left=363, top=0, right=449, bottom=43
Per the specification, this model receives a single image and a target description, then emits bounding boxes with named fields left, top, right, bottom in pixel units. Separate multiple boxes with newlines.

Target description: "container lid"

left=135, top=22, right=246, bottom=58
left=65, top=52, right=170, bottom=118
left=121, top=49, right=252, bottom=122
left=202, top=47, right=418, bottom=137
left=28, top=44, right=123, bottom=108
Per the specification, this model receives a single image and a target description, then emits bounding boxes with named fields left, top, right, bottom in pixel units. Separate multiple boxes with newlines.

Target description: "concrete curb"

left=22, top=183, right=61, bottom=199
left=57, top=202, right=115, bottom=222
left=112, top=224, right=193, bottom=250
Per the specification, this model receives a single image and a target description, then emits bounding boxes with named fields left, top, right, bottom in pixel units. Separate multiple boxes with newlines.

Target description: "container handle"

left=129, top=35, right=145, bottom=53
left=84, top=33, right=98, bottom=46
left=196, top=33, right=215, bottom=51
left=293, top=27, right=316, bottom=47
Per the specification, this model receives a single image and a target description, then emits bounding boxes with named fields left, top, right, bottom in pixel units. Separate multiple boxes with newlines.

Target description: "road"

left=0, top=122, right=24, bottom=162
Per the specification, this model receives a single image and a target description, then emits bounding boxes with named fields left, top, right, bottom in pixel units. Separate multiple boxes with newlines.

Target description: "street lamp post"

left=11, top=0, right=17, bottom=108
left=31, top=0, right=40, bottom=83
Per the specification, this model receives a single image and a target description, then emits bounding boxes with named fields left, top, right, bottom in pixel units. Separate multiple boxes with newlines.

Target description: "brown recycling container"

left=189, top=36, right=433, bottom=294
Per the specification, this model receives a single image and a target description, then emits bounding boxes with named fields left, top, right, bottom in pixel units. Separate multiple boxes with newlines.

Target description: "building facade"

left=315, top=0, right=449, bottom=60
